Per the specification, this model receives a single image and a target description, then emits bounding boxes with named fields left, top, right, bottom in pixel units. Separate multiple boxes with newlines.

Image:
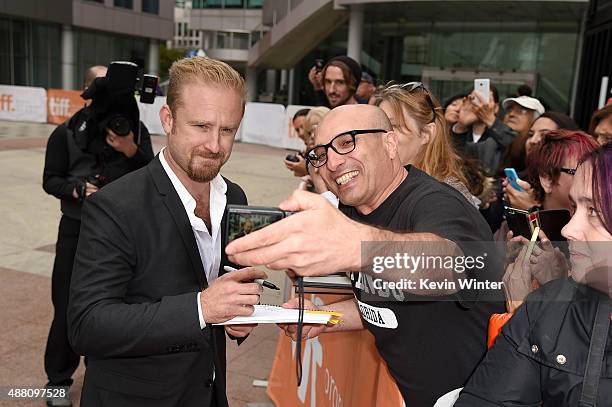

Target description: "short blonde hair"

left=167, top=56, right=246, bottom=113
left=304, top=107, right=330, bottom=138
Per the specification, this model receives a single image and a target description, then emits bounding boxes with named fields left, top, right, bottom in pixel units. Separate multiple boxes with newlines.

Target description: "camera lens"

left=108, top=115, right=131, bottom=136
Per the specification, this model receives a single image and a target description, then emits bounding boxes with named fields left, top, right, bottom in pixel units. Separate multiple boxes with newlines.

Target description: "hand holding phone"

left=225, top=205, right=293, bottom=245
left=504, top=168, right=525, bottom=192
left=474, top=79, right=490, bottom=104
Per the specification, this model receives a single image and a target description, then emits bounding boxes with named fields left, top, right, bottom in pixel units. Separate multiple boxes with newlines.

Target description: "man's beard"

left=187, top=149, right=225, bottom=182
left=327, top=92, right=345, bottom=107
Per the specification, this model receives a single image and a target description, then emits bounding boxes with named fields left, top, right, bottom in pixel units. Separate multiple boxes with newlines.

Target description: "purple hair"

left=580, top=143, right=612, bottom=235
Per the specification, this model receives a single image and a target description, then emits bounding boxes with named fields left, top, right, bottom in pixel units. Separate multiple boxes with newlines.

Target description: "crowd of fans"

left=289, top=55, right=612, bottom=233
left=278, top=54, right=612, bottom=406
left=39, top=54, right=612, bottom=407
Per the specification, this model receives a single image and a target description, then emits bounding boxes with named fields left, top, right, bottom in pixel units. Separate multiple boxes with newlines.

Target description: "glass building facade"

left=0, top=15, right=62, bottom=89
left=298, top=17, right=580, bottom=112
left=74, top=28, right=148, bottom=86
left=0, top=14, right=149, bottom=89
left=192, top=0, right=263, bottom=9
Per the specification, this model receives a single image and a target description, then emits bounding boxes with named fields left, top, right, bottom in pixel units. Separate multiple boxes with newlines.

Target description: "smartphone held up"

left=225, top=205, right=294, bottom=245
left=474, top=78, right=490, bottom=104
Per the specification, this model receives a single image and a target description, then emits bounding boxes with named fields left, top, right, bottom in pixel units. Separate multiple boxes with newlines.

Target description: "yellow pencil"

left=524, top=226, right=540, bottom=265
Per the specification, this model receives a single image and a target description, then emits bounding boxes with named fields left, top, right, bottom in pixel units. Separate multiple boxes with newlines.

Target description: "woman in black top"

left=456, top=143, right=612, bottom=406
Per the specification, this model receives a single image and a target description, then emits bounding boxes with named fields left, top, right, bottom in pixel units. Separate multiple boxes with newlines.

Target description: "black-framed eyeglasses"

left=386, top=82, right=437, bottom=123
left=559, top=167, right=577, bottom=176
left=305, top=129, right=388, bottom=168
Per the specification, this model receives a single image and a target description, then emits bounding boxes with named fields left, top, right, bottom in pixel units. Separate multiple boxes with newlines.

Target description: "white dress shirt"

left=159, top=148, right=227, bottom=329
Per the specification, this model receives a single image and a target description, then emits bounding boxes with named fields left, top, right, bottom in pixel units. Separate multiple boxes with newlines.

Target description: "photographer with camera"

left=42, top=62, right=154, bottom=406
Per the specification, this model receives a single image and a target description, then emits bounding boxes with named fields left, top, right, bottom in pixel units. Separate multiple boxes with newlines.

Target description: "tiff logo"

left=49, top=97, right=71, bottom=116
left=0, top=94, right=14, bottom=112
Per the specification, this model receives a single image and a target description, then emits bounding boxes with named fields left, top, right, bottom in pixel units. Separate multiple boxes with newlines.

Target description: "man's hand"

left=277, top=297, right=328, bottom=341
left=503, top=178, right=538, bottom=210
left=199, top=267, right=266, bottom=324
left=226, top=190, right=363, bottom=276
left=468, top=91, right=497, bottom=128
left=308, top=66, right=323, bottom=91
left=284, top=155, right=308, bottom=177
left=72, top=182, right=99, bottom=199
left=225, top=324, right=258, bottom=338
left=106, top=128, right=138, bottom=158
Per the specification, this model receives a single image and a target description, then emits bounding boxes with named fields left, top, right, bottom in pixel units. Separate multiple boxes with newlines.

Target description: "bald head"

left=313, top=104, right=405, bottom=214
left=316, top=104, right=392, bottom=145
left=83, top=65, right=108, bottom=90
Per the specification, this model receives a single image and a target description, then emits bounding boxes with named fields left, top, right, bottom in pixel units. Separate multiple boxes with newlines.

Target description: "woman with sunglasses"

left=455, top=143, right=612, bottom=406
left=372, top=82, right=490, bottom=208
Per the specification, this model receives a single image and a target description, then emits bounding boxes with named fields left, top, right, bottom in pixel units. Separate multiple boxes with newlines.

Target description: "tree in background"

left=159, top=45, right=185, bottom=81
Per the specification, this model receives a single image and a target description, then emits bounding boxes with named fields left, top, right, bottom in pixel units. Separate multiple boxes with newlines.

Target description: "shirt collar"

left=158, top=147, right=227, bottom=231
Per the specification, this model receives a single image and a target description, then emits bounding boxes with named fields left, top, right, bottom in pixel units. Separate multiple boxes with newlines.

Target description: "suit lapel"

left=148, top=156, right=208, bottom=289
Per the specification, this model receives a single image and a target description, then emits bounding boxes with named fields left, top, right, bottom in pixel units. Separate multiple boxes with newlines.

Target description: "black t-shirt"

left=340, top=165, right=505, bottom=406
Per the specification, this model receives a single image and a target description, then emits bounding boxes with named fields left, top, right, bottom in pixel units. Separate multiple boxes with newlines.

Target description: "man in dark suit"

left=67, top=56, right=266, bottom=407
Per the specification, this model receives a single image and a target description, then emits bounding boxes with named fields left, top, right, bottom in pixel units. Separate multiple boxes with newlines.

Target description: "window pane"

left=536, top=33, right=578, bottom=111
left=232, top=32, right=249, bottom=49
left=224, top=0, right=243, bottom=8
left=31, top=22, right=61, bottom=88
left=142, top=0, right=159, bottom=14
left=193, top=0, right=222, bottom=8
left=12, top=20, right=28, bottom=85
left=247, top=0, right=263, bottom=8
left=0, top=17, right=10, bottom=84
left=114, top=0, right=133, bottom=9
left=216, top=32, right=227, bottom=48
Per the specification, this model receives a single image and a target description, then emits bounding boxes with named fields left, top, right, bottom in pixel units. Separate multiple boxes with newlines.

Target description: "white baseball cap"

left=502, top=96, right=545, bottom=118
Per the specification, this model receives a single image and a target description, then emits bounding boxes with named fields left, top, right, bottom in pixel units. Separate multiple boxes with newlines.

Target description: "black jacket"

left=43, top=109, right=154, bottom=220
left=456, top=278, right=612, bottom=406
left=452, top=118, right=517, bottom=175
left=68, top=156, right=247, bottom=407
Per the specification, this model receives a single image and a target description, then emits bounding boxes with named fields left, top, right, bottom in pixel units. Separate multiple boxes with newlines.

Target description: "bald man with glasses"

left=227, top=104, right=504, bottom=406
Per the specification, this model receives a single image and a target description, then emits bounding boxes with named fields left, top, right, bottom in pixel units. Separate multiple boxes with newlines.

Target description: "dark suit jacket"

left=68, top=155, right=247, bottom=407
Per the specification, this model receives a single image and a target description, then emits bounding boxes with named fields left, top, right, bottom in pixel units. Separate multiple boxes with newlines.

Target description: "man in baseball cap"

left=498, top=95, right=546, bottom=174
left=356, top=71, right=376, bottom=103
left=502, top=95, right=545, bottom=138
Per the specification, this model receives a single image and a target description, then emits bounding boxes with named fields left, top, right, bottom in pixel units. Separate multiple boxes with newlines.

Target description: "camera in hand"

left=76, top=175, right=107, bottom=203
left=105, top=114, right=132, bottom=136
left=78, top=61, right=158, bottom=141
left=67, top=61, right=158, bottom=184
left=225, top=205, right=294, bottom=245
left=286, top=154, right=300, bottom=162
left=504, top=206, right=571, bottom=256
left=315, top=59, right=324, bottom=72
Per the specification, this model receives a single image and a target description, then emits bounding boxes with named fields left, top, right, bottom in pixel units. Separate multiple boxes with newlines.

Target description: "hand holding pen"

left=224, top=266, right=280, bottom=290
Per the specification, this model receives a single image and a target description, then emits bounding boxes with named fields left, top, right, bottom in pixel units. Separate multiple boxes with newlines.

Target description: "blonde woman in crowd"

left=372, top=82, right=489, bottom=207
left=284, top=107, right=330, bottom=178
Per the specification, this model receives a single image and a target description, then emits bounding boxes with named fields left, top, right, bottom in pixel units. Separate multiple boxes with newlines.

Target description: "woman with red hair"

left=501, top=130, right=600, bottom=312
left=456, top=143, right=612, bottom=406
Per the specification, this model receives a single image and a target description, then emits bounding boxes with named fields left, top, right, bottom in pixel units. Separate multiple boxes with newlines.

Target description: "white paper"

left=214, top=305, right=333, bottom=325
